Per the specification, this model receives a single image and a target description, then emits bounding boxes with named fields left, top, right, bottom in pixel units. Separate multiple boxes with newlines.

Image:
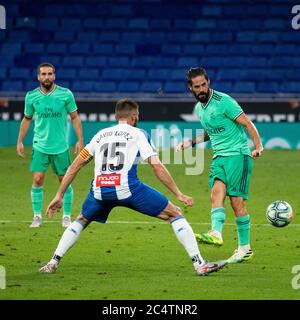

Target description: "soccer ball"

left=266, top=200, right=293, bottom=227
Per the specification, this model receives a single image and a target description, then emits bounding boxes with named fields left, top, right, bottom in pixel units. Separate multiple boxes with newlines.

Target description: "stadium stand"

left=0, top=0, right=298, bottom=94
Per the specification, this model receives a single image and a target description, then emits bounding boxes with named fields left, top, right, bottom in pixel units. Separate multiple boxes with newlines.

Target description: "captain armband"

left=79, top=148, right=92, bottom=161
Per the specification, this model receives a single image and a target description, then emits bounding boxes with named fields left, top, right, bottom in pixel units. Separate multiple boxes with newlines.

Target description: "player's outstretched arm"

left=46, top=149, right=92, bottom=218
left=69, top=111, right=84, bottom=155
left=16, top=117, right=32, bottom=158
left=176, top=131, right=209, bottom=152
left=148, top=155, right=193, bottom=207
left=235, top=113, right=263, bottom=159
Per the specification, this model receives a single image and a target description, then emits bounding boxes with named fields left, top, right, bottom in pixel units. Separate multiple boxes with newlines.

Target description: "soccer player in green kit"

left=176, top=67, right=263, bottom=263
left=17, top=63, right=84, bottom=228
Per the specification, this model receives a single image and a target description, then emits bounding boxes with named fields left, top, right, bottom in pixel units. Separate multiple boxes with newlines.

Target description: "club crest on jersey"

left=96, top=174, right=121, bottom=187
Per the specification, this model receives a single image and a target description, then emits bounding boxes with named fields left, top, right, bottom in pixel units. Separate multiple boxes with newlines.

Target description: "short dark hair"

left=187, top=67, right=209, bottom=85
left=37, top=63, right=55, bottom=75
left=115, top=99, right=139, bottom=120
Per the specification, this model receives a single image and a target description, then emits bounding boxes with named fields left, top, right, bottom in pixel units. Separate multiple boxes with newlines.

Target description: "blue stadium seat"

left=148, top=69, right=170, bottom=80
left=236, top=32, right=257, bottom=43
left=140, top=82, right=163, bottom=93
left=183, top=45, right=205, bottom=55
left=128, top=19, right=149, bottom=30
left=61, top=19, right=82, bottom=31
left=1, top=43, right=22, bottom=55
left=115, top=44, right=136, bottom=55
left=10, top=68, right=31, bottom=79
left=102, top=69, right=124, bottom=80
left=77, top=32, right=98, bottom=43
left=62, top=56, right=84, bottom=67
left=282, top=82, right=300, bottom=93
left=57, top=68, right=77, bottom=80
left=83, top=19, right=104, bottom=30
left=258, top=32, right=279, bottom=43
left=2, top=81, right=24, bottom=92
left=54, top=31, right=75, bottom=42
left=108, top=57, right=130, bottom=68
left=174, top=19, right=195, bottom=30
left=257, top=82, right=279, bottom=93
left=78, top=69, right=99, bottom=80
left=37, top=18, right=59, bottom=31
left=47, top=44, right=67, bottom=55
left=170, top=69, right=186, bottom=81
left=136, top=44, right=161, bottom=55
left=93, top=82, right=117, bottom=93
left=177, top=57, right=200, bottom=68
left=202, top=5, right=222, bottom=16
left=99, top=31, right=121, bottom=43
left=132, top=57, right=153, bottom=68
left=152, top=57, right=176, bottom=68
left=93, top=44, right=114, bottom=55
left=117, top=82, right=140, bottom=92
left=143, top=32, right=166, bottom=43
left=232, top=82, right=256, bottom=93
left=0, top=68, right=6, bottom=79
left=85, top=57, right=107, bottom=67
left=69, top=43, right=90, bottom=55
left=213, top=82, right=233, bottom=93
left=195, top=19, right=217, bottom=29
left=72, top=81, right=95, bottom=92
left=105, top=18, right=127, bottom=29
left=24, top=43, right=45, bottom=54
left=25, top=81, right=39, bottom=91
left=161, top=44, right=181, bottom=55
left=16, top=17, right=36, bottom=29
left=149, top=19, right=172, bottom=29
left=122, top=32, right=143, bottom=43
left=123, top=69, right=146, bottom=80
left=264, top=19, right=286, bottom=30
left=164, top=81, right=187, bottom=93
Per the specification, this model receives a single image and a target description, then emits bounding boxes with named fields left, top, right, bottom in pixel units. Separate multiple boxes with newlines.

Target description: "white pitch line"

left=0, top=220, right=299, bottom=227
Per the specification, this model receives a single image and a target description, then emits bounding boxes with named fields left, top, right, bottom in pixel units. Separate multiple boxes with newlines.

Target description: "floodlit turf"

left=0, top=146, right=299, bottom=300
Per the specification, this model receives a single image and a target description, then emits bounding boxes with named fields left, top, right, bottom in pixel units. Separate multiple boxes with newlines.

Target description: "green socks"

left=63, top=186, right=73, bottom=216
left=211, top=207, right=226, bottom=233
left=31, top=186, right=43, bottom=216
left=236, top=215, right=250, bottom=246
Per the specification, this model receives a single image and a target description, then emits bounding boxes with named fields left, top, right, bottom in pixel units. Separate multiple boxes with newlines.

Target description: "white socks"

left=170, top=215, right=205, bottom=267
left=50, top=220, right=84, bottom=265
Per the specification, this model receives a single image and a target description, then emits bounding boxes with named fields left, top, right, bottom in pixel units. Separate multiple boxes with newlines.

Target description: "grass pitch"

left=0, top=146, right=299, bottom=300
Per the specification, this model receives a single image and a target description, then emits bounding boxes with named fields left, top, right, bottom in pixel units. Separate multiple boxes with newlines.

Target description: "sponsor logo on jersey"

left=96, top=174, right=121, bottom=187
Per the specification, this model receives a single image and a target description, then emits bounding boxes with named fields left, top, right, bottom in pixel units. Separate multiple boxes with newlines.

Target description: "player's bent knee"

left=76, top=214, right=90, bottom=227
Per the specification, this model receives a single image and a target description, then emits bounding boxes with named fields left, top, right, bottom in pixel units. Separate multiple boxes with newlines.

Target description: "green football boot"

left=195, top=230, right=224, bottom=246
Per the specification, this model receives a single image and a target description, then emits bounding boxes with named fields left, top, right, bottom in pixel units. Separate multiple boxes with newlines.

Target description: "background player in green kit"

left=17, top=63, right=84, bottom=228
left=176, top=67, right=263, bottom=263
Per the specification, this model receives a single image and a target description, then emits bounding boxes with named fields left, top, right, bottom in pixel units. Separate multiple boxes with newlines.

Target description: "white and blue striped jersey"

left=85, top=123, right=157, bottom=200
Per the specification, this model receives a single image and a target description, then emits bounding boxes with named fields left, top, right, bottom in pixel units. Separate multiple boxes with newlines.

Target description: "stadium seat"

left=117, top=82, right=140, bottom=92
left=140, top=82, right=163, bottom=93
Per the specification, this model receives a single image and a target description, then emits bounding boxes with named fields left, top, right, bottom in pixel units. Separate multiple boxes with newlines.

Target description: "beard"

left=194, top=89, right=210, bottom=103
left=41, top=80, right=54, bottom=90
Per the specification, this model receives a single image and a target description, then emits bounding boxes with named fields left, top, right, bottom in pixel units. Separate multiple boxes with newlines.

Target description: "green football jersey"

left=194, top=89, right=251, bottom=158
left=24, top=85, right=77, bottom=154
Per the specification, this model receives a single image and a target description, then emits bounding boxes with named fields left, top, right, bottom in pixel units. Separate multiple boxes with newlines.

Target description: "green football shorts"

left=209, top=154, right=253, bottom=200
left=30, top=148, right=71, bottom=175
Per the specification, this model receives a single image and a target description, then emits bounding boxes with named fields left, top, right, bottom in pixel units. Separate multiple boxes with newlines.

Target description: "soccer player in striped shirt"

left=39, top=98, right=227, bottom=276
left=177, top=67, right=263, bottom=263
left=16, top=63, right=84, bottom=228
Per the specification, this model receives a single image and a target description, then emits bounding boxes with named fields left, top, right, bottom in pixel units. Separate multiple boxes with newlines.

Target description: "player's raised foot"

left=195, top=260, right=228, bottom=276
left=195, top=230, right=223, bottom=246
left=30, top=215, right=42, bottom=228
left=39, top=262, right=58, bottom=273
left=227, top=248, right=254, bottom=264
left=62, top=215, right=71, bottom=228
